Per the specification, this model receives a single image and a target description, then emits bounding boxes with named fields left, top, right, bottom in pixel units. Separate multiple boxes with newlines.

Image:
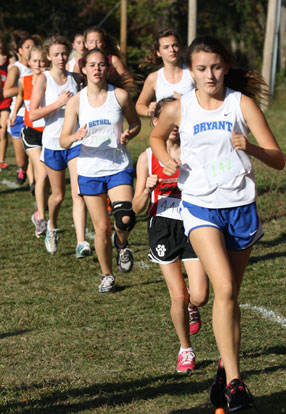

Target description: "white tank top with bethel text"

left=77, top=84, right=132, bottom=177
left=155, top=65, right=195, bottom=101
left=42, top=71, right=79, bottom=150
left=178, top=88, right=256, bottom=208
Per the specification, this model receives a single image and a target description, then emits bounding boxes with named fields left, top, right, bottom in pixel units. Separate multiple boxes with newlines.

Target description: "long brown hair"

left=186, top=36, right=270, bottom=106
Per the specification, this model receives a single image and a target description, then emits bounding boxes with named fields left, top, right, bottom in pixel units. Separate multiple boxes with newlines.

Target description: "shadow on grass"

left=169, top=390, right=286, bottom=413
left=115, top=278, right=164, bottom=292
left=0, top=329, right=32, bottom=340
left=259, top=232, right=286, bottom=247
left=249, top=251, right=286, bottom=265
left=242, top=345, right=286, bottom=358
left=0, top=373, right=212, bottom=413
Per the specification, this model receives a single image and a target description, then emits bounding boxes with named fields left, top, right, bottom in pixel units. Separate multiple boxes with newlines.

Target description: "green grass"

left=0, top=90, right=286, bottom=413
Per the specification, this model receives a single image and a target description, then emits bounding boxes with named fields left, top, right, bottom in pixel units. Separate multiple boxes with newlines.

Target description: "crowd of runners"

left=0, top=26, right=284, bottom=413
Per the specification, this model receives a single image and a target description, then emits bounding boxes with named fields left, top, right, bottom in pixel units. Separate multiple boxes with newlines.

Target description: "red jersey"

left=146, top=147, right=182, bottom=220
left=0, top=57, right=12, bottom=110
left=23, top=75, right=44, bottom=131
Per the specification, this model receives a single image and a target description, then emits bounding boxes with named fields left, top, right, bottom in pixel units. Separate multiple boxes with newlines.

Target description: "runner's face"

left=19, top=39, right=35, bottom=61
left=48, top=44, right=69, bottom=69
left=83, top=51, right=107, bottom=83
left=157, top=36, right=180, bottom=64
left=29, top=50, right=44, bottom=75
left=73, top=35, right=85, bottom=56
left=190, top=51, right=228, bottom=97
left=85, top=32, right=105, bottom=50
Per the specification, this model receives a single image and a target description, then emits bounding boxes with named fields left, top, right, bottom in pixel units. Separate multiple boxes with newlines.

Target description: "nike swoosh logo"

left=224, top=112, right=231, bottom=116
left=249, top=230, right=257, bottom=236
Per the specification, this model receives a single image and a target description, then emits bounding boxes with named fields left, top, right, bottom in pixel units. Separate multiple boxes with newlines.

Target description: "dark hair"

left=0, top=35, right=10, bottom=56
left=81, top=47, right=135, bottom=92
left=83, top=26, right=121, bottom=58
left=17, top=35, right=37, bottom=50
left=153, top=97, right=176, bottom=119
left=186, top=36, right=270, bottom=105
left=142, top=29, right=181, bottom=68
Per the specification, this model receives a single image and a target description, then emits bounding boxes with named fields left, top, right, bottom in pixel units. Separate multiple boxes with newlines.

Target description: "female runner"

left=136, top=28, right=194, bottom=117
left=4, top=35, right=36, bottom=184
left=10, top=45, right=49, bottom=237
left=29, top=35, right=90, bottom=257
left=66, top=33, right=85, bottom=72
left=60, top=48, right=141, bottom=293
left=149, top=36, right=284, bottom=412
left=133, top=97, right=208, bottom=372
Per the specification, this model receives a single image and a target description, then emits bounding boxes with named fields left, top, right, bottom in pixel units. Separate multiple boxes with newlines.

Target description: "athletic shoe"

left=177, top=349, right=196, bottom=373
left=76, top=241, right=91, bottom=258
left=16, top=168, right=26, bottom=185
left=188, top=305, right=201, bottom=335
left=45, top=222, right=58, bottom=254
left=0, top=162, right=8, bottom=170
left=225, top=379, right=254, bottom=412
left=98, top=274, right=115, bottom=293
left=31, top=211, right=47, bottom=238
left=113, top=231, right=134, bottom=273
left=209, top=359, right=227, bottom=407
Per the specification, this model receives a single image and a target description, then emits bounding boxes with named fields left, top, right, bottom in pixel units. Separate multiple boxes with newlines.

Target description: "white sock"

left=179, top=346, right=193, bottom=354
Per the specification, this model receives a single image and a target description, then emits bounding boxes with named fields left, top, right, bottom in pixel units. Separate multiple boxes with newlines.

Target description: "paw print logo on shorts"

left=156, top=244, right=166, bottom=257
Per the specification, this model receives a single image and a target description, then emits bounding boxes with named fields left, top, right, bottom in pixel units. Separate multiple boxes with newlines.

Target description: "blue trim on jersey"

left=78, top=168, right=134, bottom=195
left=44, top=146, right=81, bottom=171
left=181, top=201, right=263, bottom=251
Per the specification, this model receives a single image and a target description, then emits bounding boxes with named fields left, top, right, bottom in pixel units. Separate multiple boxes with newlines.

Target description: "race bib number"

left=156, top=196, right=181, bottom=220
left=205, top=151, right=246, bottom=187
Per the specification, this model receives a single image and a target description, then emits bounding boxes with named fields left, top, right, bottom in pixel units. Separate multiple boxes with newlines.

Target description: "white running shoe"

left=45, top=221, right=58, bottom=254
left=98, top=275, right=115, bottom=293
left=76, top=241, right=91, bottom=258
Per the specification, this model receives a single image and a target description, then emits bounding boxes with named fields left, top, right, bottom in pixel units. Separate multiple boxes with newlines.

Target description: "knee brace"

left=112, top=201, right=136, bottom=232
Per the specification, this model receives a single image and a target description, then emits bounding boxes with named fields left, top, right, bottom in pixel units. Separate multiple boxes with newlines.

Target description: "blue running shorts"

left=43, top=145, right=81, bottom=171
left=9, top=116, right=24, bottom=138
left=180, top=201, right=264, bottom=251
left=78, top=168, right=134, bottom=196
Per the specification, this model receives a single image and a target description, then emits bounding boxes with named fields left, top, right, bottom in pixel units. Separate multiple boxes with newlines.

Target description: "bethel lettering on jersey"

left=193, top=120, right=233, bottom=135
left=88, top=119, right=111, bottom=128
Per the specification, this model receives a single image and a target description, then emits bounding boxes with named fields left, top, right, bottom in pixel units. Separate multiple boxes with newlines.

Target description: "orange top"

left=23, top=75, right=44, bottom=132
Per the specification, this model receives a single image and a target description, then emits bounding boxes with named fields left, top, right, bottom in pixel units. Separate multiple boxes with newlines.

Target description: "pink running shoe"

left=177, top=349, right=196, bottom=373
left=188, top=305, right=201, bottom=335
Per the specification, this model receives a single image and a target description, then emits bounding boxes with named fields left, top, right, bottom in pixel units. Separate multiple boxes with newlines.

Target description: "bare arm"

left=132, top=151, right=161, bottom=214
left=149, top=99, right=181, bottom=176
left=59, top=93, right=84, bottom=148
left=10, top=78, right=24, bottom=125
left=233, top=95, right=285, bottom=170
left=29, top=73, right=73, bottom=122
left=115, top=88, right=141, bottom=144
left=135, top=72, right=157, bottom=117
left=3, top=65, right=19, bottom=98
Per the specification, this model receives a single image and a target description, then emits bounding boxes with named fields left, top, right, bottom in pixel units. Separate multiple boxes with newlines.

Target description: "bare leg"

left=0, top=111, right=9, bottom=163
left=189, top=227, right=251, bottom=384
left=83, top=194, right=112, bottom=275
left=45, top=166, right=65, bottom=229
left=27, top=149, right=48, bottom=219
left=68, top=157, right=86, bottom=244
left=160, top=259, right=190, bottom=348
left=184, top=259, right=209, bottom=307
left=11, top=137, right=27, bottom=170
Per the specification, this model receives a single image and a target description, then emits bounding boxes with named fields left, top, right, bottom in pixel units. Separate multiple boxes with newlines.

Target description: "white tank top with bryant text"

left=41, top=71, right=78, bottom=150
left=77, top=84, right=132, bottom=177
left=155, top=65, right=195, bottom=101
left=178, top=88, right=256, bottom=208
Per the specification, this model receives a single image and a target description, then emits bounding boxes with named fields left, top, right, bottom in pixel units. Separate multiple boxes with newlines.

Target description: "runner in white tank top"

left=4, top=35, right=35, bottom=185
left=133, top=97, right=208, bottom=373
left=30, top=35, right=89, bottom=258
left=150, top=36, right=285, bottom=411
left=60, top=48, right=141, bottom=293
left=66, top=33, right=85, bottom=72
left=136, top=29, right=194, bottom=117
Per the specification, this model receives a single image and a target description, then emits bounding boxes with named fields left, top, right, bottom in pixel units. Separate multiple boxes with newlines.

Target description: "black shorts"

left=21, top=126, right=43, bottom=151
left=148, top=216, right=197, bottom=264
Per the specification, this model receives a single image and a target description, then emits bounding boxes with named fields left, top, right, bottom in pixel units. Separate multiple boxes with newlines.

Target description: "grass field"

left=0, top=84, right=286, bottom=414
